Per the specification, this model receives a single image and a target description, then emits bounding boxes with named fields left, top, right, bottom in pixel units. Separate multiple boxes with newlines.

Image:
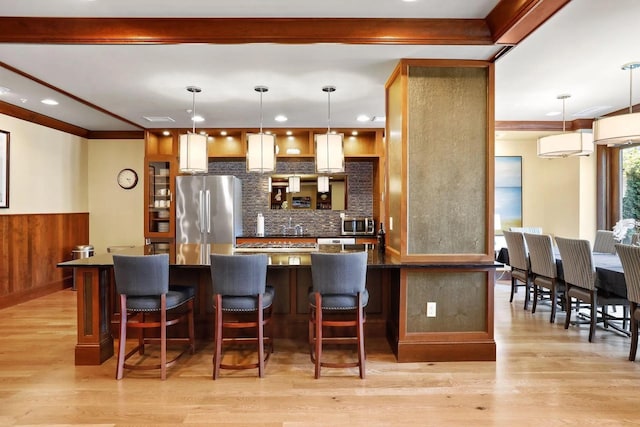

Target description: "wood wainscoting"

left=0, top=212, right=89, bottom=309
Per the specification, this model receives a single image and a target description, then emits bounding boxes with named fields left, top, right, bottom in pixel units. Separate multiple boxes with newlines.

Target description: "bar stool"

left=112, top=254, right=195, bottom=380
left=209, top=253, right=274, bottom=379
left=309, top=251, right=368, bottom=379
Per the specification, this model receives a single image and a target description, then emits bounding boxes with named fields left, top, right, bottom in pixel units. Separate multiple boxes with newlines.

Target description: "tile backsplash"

left=208, top=160, right=374, bottom=236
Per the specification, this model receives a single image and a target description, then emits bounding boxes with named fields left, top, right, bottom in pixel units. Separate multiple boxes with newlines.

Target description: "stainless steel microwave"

left=341, top=217, right=375, bottom=235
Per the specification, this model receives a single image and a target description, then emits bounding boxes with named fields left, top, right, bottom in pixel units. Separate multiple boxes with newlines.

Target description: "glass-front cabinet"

left=144, top=130, right=177, bottom=249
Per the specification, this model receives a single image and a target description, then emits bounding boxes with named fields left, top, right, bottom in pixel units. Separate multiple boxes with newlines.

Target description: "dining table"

left=499, top=246, right=628, bottom=299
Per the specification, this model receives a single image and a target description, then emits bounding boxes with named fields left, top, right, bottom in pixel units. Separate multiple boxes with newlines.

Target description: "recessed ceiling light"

left=373, top=116, right=386, bottom=122
left=545, top=111, right=561, bottom=117
left=286, top=130, right=292, bottom=136
left=357, top=114, right=370, bottom=122
left=274, top=115, right=288, bottom=122
left=0, top=86, right=10, bottom=95
left=162, top=130, right=170, bottom=136
left=352, top=131, right=358, bottom=136
left=41, top=98, right=59, bottom=106
left=192, top=115, right=204, bottom=123
left=220, top=130, right=227, bottom=136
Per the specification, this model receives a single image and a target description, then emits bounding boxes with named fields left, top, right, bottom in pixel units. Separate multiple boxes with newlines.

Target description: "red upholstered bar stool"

left=308, top=251, right=368, bottom=379
left=209, top=253, right=274, bottom=379
left=112, top=254, right=195, bottom=380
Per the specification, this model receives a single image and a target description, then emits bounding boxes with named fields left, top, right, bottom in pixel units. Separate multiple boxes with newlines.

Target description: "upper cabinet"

left=181, top=127, right=383, bottom=160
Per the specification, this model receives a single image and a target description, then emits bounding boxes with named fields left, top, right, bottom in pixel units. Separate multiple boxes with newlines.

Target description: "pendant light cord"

left=191, top=89, right=196, bottom=134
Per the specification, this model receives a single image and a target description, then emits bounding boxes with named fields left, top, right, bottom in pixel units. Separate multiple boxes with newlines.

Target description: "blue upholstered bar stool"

left=112, top=254, right=195, bottom=380
left=209, top=254, right=274, bottom=379
left=309, top=251, right=368, bottom=379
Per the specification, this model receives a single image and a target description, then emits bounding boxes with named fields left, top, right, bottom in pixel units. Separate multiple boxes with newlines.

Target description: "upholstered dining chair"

left=614, top=244, right=640, bottom=361
left=112, top=254, right=195, bottom=380
left=503, top=230, right=533, bottom=309
left=524, top=233, right=565, bottom=323
left=209, top=253, right=274, bottom=379
left=556, top=237, right=627, bottom=342
left=309, top=251, right=368, bottom=379
left=593, top=230, right=617, bottom=254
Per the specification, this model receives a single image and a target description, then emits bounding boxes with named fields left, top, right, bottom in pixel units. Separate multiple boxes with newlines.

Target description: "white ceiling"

left=0, top=0, right=638, bottom=133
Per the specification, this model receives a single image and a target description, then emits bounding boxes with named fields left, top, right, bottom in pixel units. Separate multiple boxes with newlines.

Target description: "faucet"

left=281, top=217, right=304, bottom=235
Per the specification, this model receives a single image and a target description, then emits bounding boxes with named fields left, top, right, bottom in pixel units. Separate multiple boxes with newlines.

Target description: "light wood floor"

left=1, top=280, right=640, bottom=426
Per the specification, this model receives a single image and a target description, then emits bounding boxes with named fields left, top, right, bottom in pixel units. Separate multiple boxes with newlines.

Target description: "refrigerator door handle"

left=198, top=190, right=205, bottom=234
left=206, top=190, right=211, bottom=233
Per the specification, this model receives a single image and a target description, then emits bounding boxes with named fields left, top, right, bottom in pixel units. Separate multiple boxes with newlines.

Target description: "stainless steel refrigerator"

left=175, top=175, right=243, bottom=244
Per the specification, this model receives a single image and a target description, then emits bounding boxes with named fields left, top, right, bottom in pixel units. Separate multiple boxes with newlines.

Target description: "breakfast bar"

left=59, top=243, right=498, bottom=366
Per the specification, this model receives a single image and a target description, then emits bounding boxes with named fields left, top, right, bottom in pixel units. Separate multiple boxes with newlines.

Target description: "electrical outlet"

left=426, top=302, right=437, bottom=317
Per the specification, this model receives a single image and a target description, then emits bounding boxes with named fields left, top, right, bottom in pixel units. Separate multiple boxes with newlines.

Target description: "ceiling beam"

left=495, top=118, right=593, bottom=132
left=486, top=0, right=572, bottom=45
left=0, top=100, right=89, bottom=138
left=0, top=17, right=493, bottom=45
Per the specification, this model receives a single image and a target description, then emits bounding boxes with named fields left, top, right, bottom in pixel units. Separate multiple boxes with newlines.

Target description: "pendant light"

left=317, top=175, right=330, bottom=193
left=288, top=174, right=300, bottom=193
left=594, top=62, right=640, bottom=146
left=315, top=86, right=344, bottom=173
left=179, top=86, right=208, bottom=174
left=537, top=94, right=594, bottom=158
left=247, top=86, right=276, bottom=172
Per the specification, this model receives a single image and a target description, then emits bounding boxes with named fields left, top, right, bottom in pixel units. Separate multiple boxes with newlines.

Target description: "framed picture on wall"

left=495, top=156, right=522, bottom=234
left=0, top=130, right=8, bottom=208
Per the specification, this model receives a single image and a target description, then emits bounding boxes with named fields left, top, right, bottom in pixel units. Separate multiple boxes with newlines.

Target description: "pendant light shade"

left=594, top=62, right=640, bottom=146
left=247, top=86, right=276, bottom=172
left=288, top=175, right=300, bottom=193
left=317, top=175, right=330, bottom=193
left=179, top=86, right=208, bottom=174
left=537, top=94, right=594, bottom=158
left=537, top=132, right=594, bottom=158
left=315, top=86, right=344, bottom=173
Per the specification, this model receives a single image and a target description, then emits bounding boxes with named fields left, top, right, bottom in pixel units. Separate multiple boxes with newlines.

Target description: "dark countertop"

left=238, top=234, right=377, bottom=239
left=58, top=243, right=500, bottom=270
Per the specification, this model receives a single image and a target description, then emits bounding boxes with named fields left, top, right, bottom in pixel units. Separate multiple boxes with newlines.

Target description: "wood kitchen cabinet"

left=144, top=130, right=177, bottom=247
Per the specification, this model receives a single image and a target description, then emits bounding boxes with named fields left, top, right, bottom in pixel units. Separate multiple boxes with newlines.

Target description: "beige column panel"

left=385, top=60, right=494, bottom=262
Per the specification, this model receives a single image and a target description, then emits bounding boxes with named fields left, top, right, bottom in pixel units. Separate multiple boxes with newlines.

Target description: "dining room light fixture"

left=537, top=94, right=594, bottom=158
left=179, top=86, right=208, bottom=174
left=315, top=86, right=344, bottom=173
left=317, top=175, right=330, bottom=193
left=247, top=86, right=277, bottom=173
left=593, top=62, right=640, bottom=146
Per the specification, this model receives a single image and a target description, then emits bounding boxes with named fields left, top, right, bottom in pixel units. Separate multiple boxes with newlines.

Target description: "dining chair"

left=209, top=253, right=274, bottom=379
left=556, top=237, right=627, bottom=342
left=614, top=244, right=640, bottom=361
left=309, top=251, right=368, bottom=379
left=112, top=254, right=195, bottom=380
left=593, top=230, right=617, bottom=254
left=503, top=230, right=533, bottom=309
left=524, top=233, right=565, bottom=323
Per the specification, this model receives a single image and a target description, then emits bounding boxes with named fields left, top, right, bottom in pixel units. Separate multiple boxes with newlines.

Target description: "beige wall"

left=495, top=132, right=597, bottom=243
left=0, top=113, right=144, bottom=255
left=88, top=139, right=144, bottom=255
left=0, top=115, right=88, bottom=214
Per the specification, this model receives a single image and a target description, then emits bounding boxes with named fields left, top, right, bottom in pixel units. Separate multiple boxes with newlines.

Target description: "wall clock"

left=117, top=168, right=138, bottom=190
